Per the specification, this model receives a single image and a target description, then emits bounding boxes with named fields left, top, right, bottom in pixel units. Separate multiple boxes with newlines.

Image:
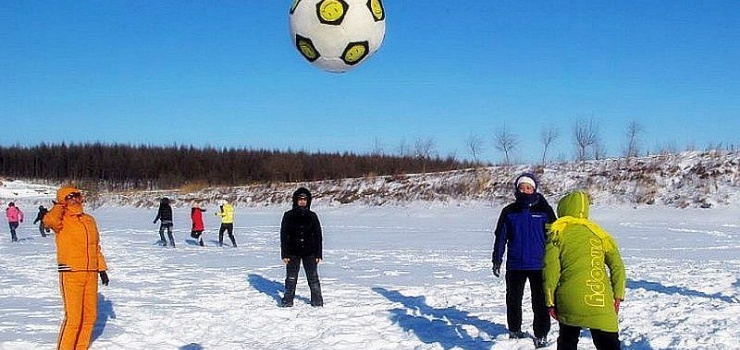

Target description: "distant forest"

left=0, top=143, right=474, bottom=191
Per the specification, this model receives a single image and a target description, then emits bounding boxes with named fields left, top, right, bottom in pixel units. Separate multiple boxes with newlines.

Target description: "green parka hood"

left=556, top=190, right=590, bottom=219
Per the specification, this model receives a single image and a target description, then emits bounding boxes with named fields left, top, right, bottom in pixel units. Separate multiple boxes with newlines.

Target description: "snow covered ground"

left=1, top=198, right=739, bottom=350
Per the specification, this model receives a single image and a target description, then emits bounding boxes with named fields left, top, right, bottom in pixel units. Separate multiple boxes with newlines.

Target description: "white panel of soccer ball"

left=289, top=0, right=386, bottom=73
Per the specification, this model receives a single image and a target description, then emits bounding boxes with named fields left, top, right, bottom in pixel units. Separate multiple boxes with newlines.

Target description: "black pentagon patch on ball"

left=295, top=34, right=320, bottom=62
left=366, top=0, right=385, bottom=21
left=342, top=41, right=369, bottom=65
left=289, top=0, right=302, bottom=15
left=316, top=0, right=349, bottom=25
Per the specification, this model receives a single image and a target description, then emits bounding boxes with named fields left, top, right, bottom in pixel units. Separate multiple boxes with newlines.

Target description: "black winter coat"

left=154, top=198, right=173, bottom=224
left=280, top=188, right=322, bottom=259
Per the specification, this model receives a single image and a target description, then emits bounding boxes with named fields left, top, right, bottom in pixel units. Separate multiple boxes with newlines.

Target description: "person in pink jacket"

left=6, top=202, right=24, bottom=242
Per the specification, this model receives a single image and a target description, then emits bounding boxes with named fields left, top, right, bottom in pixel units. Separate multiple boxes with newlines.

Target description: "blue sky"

left=2, top=1, right=738, bottom=163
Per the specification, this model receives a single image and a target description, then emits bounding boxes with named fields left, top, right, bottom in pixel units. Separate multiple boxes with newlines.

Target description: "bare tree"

left=414, top=137, right=437, bottom=174
left=414, top=137, right=437, bottom=159
left=573, top=118, right=599, bottom=162
left=465, top=133, right=485, bottom=165
left=371, top=137, right=385, bottom=156
left=593, top=138, right=607, bottom=160
left=624, top=120, right=642, bottom=158
left=396, top=139, right=411, bottom=157
left=539, top=126, right=559, bottom=164
left=494, top=124, right=518, bottom=165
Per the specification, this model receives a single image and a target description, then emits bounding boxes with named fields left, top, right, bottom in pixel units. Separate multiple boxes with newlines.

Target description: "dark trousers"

left=218, top=223, right=236, bottom=247
left=38, top=222, right=48, bottom=237
left=558, top=322, right=621, bottom=350
left=505, top=269, right=551, bottom=338
left=282, top=255, right=323, bottom=306
left=9, top=222, right=19, bottom=242
left=158, top=224, right=175, bottom=247
left=190, top=230, right=204, bottom=246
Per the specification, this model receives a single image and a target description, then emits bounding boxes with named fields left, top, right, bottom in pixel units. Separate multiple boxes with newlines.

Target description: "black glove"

left=99, top=271, right=109, bottom=286
left=492, top=262, right=501, bottom=277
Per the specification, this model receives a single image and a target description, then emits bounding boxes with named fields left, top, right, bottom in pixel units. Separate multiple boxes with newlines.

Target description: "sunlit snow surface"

left=1, top=201, right=738, bottom=350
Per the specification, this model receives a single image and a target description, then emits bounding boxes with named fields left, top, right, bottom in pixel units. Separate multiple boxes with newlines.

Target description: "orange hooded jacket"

left=43, top=187, right=107, bottom=272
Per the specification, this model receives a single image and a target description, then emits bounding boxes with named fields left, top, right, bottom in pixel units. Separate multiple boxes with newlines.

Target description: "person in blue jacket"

left=492, top=173, right=557, bottom=348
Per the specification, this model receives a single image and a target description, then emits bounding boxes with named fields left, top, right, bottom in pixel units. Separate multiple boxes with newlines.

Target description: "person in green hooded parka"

left=543, top=190, right=626, bottom=350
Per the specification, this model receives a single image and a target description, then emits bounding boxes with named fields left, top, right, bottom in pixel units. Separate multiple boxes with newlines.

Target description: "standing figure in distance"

left=5, top=202, right=24, bottom=242
left=153, top=197, right=175, bottom=247
left=492, top=173, right=557, bottom=348
left=280, top=187, right=323, bottom=307
left=543, top=190, right=626, bottom=350
left=43, top=186, right=109, bottom=350
left=33, top=205, right=50, bottom=237
left=215, top=199, right=237, bottom=247
left=190, top=201, right=206, bottom=247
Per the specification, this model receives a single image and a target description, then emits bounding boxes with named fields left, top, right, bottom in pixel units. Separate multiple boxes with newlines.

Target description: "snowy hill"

left=1, top=150, right=738, bottom=209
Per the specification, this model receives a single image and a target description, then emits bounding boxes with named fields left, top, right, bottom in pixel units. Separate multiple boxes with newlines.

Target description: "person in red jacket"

left=5, top=202, right=24, bottom=242
left=43, top=186, right=109, bottom=350
left=190, top=201, right=206, bottom=246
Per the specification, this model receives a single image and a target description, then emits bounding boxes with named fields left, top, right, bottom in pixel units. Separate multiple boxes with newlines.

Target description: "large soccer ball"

left=289, top=0, right=386, bottom=73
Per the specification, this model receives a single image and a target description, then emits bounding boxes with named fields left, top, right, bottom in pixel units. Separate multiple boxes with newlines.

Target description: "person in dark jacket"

left=33, top=205, right=50, bottom=237
left=280, top=187, right=323, bottom=307
left=492, top=173, right=557, bottom=348
left=153, top=197, right=175, bottom=247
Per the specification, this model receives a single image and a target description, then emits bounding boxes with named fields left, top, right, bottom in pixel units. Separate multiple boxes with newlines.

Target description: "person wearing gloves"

left=215, top=199, right=237, bottom=247
left=280, top=187, right=323, bottom=307
left=153, top=197, right=175, bottom=247
left=5, top=202, right=24, bottom=242
left=492, top=173, right=557, bottom=348
left=43, top=186, right=109, bottom=350
left=543, top=190, right=626, bottom=350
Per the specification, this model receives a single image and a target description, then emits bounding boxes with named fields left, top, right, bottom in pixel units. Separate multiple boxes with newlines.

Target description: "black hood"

left=291, top=187, right=312, bottom=209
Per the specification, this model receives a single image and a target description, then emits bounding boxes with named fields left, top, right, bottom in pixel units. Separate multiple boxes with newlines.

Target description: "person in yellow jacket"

left=215, top=199, right=237, bottom=247
left=543, top=190, right=626, bottom=350
left=43, top=186, right=109, bottom=350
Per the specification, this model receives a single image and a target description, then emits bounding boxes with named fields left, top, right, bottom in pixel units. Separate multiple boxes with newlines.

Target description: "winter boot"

left=508, top=331, right=526, bottom=339
left=198, top=238, right=204, bottom=247
left=309, top=282, right=323, bottom=307
left=282, top=277, right=297, bottom=307
left=534, top=337, right=548, bottom=348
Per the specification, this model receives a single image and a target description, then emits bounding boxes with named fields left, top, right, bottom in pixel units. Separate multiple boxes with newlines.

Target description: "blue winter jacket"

left=492, top=175, right=557, bottom=270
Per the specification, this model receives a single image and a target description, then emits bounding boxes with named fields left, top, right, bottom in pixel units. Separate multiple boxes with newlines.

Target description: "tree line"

left=0, top=143, right=473, bottom=191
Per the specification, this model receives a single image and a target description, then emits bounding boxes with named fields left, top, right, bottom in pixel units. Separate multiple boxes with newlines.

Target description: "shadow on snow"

left=92, top=293, right=116, bottom=343
left=247, top=274, right=310, bottom=306
left=179, top=343, right=204, bottom=350
left=628, top=279, right=739, bottom=303
left=372, top=287, right=506, bottom=350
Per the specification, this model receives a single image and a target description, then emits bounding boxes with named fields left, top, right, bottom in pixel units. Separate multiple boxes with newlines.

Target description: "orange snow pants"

left=58, top=271, right=98, bottom=350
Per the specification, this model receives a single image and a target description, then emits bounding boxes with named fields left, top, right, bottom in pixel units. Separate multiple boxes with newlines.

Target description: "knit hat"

left=516, top=176, right=536, bottom=189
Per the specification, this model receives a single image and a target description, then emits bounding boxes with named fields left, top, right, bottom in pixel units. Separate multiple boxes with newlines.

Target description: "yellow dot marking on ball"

left=319, top=0, right=345, bottom=22
left=370, top=0, right=384, bottom=21
left=344, top=44, right=367, bottom=63
left=298, top=40, right=318, bottom=60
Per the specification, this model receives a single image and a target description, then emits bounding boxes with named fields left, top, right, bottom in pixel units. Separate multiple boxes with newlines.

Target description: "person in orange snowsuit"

left=43, top=186, right=109, bottom=350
